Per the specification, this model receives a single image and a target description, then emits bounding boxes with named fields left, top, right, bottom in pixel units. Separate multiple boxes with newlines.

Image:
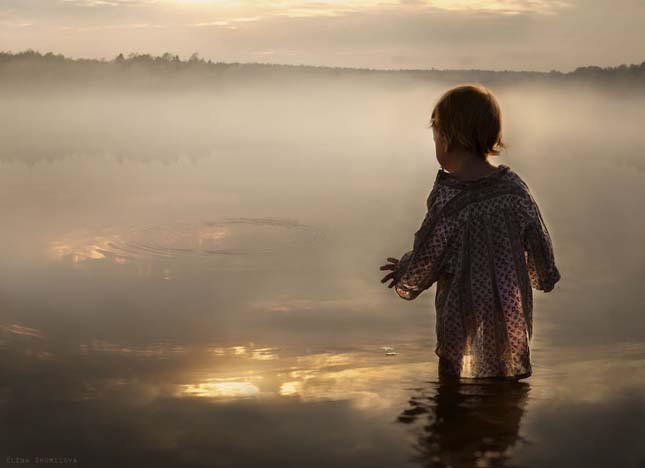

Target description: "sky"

left=0, top=0, right=643, bottom=71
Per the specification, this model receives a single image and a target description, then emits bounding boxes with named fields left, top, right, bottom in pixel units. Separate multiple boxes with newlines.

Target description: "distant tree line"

left=0, top=49, right=643, bottom=90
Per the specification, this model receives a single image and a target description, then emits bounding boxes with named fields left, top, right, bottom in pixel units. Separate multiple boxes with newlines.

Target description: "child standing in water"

left=380, top=84, right=560, bottom=380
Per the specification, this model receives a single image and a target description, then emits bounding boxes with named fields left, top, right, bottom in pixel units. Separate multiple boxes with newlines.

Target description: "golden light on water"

left=278, top=381, right=301, bottom=396
left=171, top=342, right=433, bottom=409
left=45, top=224, right=231, bottom=266
left=48, top=238, right=112, bottom=264
left=181, top=380, right=262, bottom=398
left=0, top=323, right=44, bottom=339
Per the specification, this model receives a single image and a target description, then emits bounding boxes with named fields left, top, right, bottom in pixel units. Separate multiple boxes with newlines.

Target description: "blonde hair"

left=428, top=84, right=505, bottom=159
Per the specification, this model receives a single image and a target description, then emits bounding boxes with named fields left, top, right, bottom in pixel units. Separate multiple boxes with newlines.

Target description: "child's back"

left=380, top=84, right=560, bottom=380
left=394, top=164, right=560, bottom=379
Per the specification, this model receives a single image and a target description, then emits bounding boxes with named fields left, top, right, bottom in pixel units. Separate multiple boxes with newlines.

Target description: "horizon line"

left=4, top=49, right=645, bottom=75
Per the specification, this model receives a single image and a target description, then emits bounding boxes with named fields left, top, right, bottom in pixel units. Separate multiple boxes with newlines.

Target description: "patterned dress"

left=393, top=164, right=561, bottom=379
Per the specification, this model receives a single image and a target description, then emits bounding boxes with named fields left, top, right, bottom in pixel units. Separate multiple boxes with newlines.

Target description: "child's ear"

left=438, top=132, right=450, bottom=153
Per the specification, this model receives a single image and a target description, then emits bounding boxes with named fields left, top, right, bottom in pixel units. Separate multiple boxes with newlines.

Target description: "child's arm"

left=523, top=199, right=561, bottom=292
left=391, top=210, right=458, bottom=301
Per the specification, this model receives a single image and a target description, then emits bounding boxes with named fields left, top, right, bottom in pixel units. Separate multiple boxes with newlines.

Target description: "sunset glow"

left=0, top=0, right=636, bottom=71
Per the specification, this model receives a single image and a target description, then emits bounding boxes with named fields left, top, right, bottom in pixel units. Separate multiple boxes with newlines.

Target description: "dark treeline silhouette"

left=1, top=49, right=644, bottom=91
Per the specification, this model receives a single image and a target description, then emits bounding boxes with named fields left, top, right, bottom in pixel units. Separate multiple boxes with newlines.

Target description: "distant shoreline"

left=1, top=50, right=644, bottom=89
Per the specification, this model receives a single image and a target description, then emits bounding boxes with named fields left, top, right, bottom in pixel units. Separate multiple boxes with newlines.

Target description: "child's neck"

left=444, top=152, right=499, bottom=181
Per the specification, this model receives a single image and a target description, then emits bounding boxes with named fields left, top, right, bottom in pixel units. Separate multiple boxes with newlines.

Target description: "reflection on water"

left=398, top=378, right=530, bottom=468
left=1, top=81, right=645, bottom=467
left=47, top=217, right=321, bottom=270
left=2, top=314, right=645, bottom=467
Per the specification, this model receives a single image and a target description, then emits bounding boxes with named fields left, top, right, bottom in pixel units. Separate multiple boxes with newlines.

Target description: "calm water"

left=1, top=81, right=645, bottom=467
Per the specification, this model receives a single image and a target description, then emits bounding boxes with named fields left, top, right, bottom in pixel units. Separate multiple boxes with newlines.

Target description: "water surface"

left=1, top=81, right=644, bottom=468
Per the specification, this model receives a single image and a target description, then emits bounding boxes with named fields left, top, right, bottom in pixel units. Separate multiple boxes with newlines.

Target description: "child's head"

left=429, top=84, right=505, bottom=164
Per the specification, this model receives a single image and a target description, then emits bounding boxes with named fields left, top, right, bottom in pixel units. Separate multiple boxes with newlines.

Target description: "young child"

left=379, top=84, right=560, bottom=380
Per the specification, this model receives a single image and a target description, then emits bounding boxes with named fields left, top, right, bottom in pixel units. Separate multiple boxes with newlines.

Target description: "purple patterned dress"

left=393, top=164, right=561, bottom=379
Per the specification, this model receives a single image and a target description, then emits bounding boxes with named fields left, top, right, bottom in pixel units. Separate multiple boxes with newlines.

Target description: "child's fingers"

left=379, top=264, right=395, bottom=271
left=381, top=272, right=395, bottom=283
left=386, top=257, right=399, bottom=263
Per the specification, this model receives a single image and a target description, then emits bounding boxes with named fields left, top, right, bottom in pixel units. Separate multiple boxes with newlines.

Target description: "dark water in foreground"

left=1, top=84, right=645, bottom=467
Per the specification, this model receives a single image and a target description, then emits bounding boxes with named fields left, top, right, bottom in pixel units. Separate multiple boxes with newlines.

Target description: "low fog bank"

left=2, top=50, right=644, bottom=168
left=1, top=62, right=645, bottom=166
left=1, top=51, right=645, bottom=347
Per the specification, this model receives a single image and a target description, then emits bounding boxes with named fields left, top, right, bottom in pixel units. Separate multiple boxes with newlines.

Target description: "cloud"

left=0, top=0, right=642, bottom=71
left=60, top=0, right=157, bottom=6
left=191, top=15, right=261, bottom=27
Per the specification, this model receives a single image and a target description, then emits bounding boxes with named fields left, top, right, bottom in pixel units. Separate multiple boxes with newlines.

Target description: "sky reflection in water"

left=1, top=82, right=645, bottom=467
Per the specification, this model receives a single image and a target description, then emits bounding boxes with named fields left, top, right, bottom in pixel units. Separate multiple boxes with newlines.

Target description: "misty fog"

left=2, top=65, right=645, bottom=467
left=2, top=73, right=643, bottom=344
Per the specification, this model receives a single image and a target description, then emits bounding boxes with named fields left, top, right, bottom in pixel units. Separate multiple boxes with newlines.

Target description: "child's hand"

left=379, top=257, right=400, bottom=288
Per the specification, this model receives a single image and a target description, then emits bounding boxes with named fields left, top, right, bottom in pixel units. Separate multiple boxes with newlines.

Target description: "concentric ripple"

left=48, top=217, right=323, bottom=268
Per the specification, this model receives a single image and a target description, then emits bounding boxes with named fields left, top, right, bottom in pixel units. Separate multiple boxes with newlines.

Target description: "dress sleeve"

left=392, top=208, right=458, bottom=301
left=522, top=198, right=561, bottom=292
